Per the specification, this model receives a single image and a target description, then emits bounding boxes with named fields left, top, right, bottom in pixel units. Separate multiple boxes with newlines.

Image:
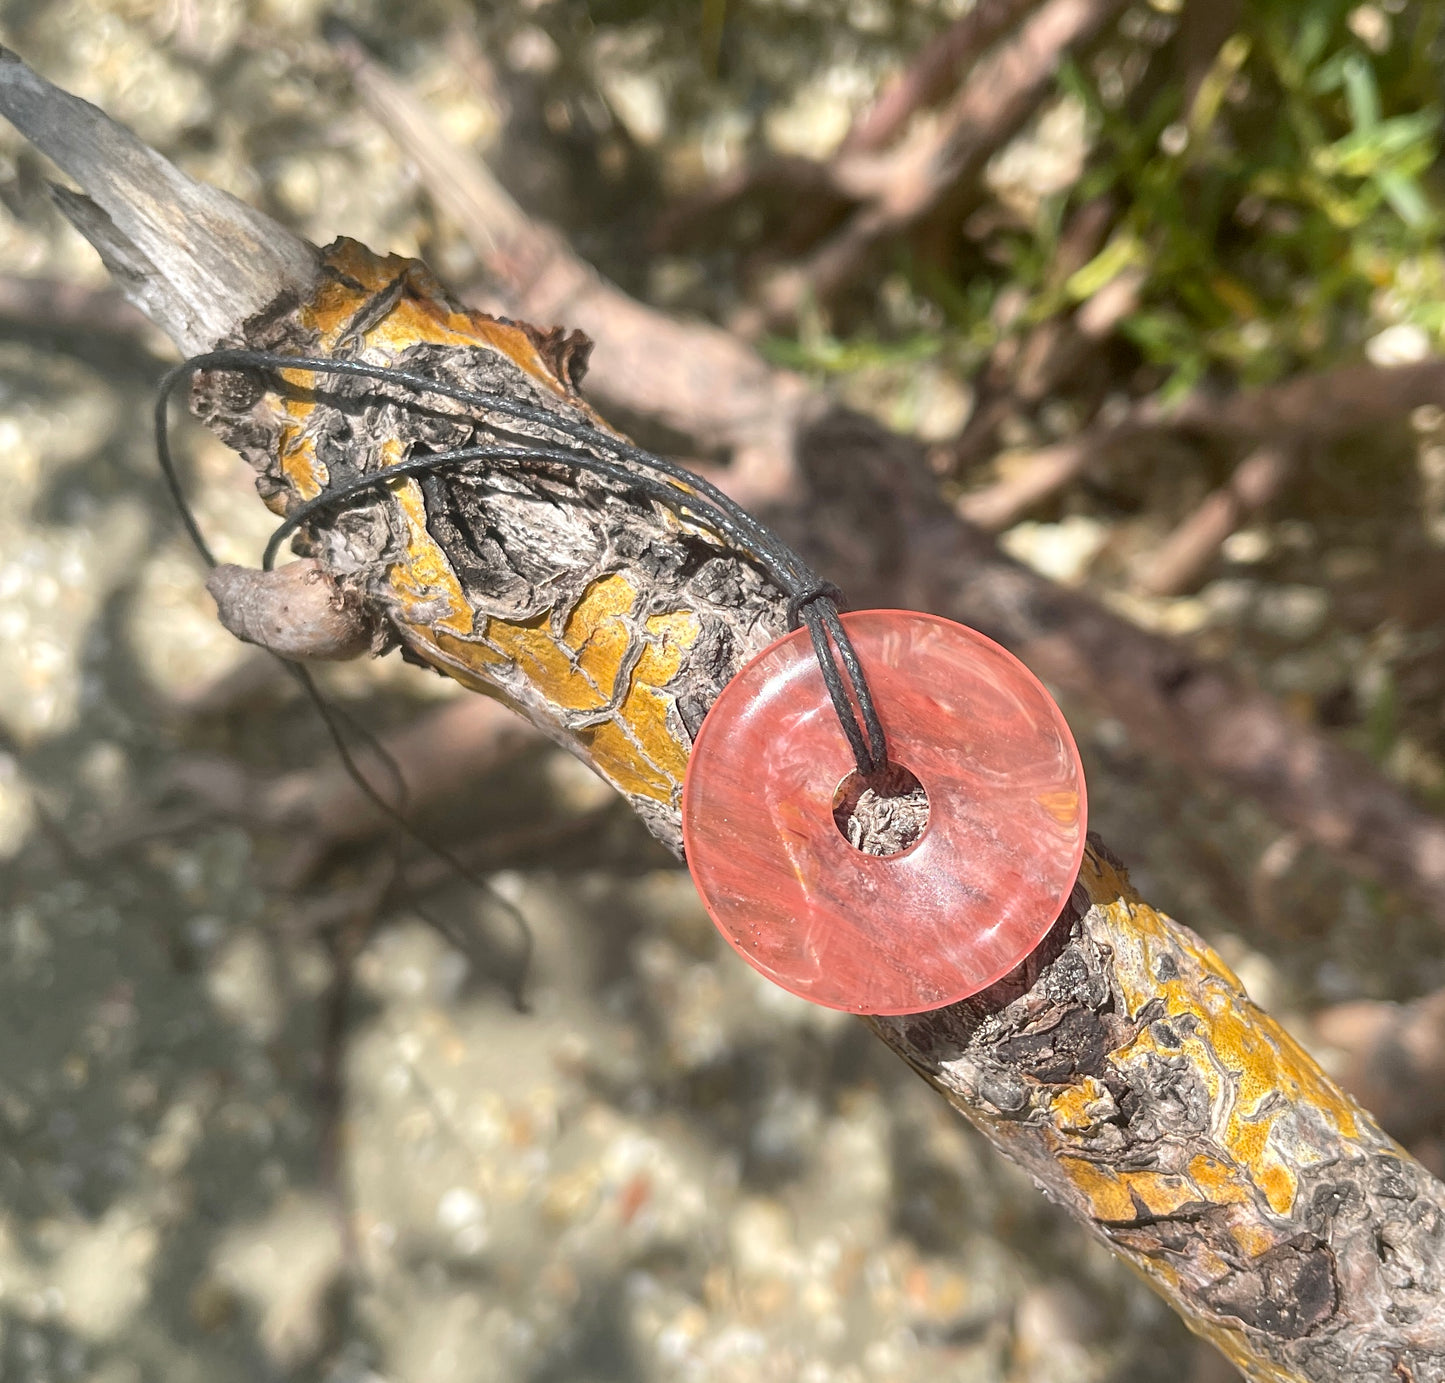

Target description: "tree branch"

left=839, top=0, right=1044, bottom=156
left=1134, top=444, right=1299, bottom=597
left=0, top=48, right=318, bottom=352
left=758, top=0, right=1131, bottom=325
left=957, top=359, right=1445, bottom=534
left=5, top=47, right=1443, bottom=1382
left=650, top=0, right=1127, bottom=329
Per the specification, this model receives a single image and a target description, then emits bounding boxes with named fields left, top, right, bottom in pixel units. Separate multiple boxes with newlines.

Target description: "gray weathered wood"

left=0, top=46, right=318, bottom=352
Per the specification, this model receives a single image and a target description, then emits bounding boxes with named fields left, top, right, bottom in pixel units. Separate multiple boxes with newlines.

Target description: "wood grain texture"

left=0, top=47, right=318, bottom=353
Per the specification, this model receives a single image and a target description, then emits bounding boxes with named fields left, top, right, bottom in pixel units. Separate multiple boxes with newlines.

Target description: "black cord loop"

left=154, top=348, right=892, bottom=781
left=784, top=580, right=845, bottom=630
left=804, top=598, right=889, bottom=776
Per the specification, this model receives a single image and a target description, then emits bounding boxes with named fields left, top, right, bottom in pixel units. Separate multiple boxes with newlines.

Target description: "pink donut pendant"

left=681, top=610, right=1086, bottom=1015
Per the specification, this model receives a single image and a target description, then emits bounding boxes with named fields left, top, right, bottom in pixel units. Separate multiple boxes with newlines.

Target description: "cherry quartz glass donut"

left=681, top=610, right=1086, bottom=1015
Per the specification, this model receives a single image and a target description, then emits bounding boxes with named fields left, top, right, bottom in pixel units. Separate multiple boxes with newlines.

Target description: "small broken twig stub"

left=207, top=559, right=378, bottom=661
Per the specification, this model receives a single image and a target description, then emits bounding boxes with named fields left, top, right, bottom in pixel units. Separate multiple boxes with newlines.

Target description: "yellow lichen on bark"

left=582, top=608, right=700, bottom=799
left=258, top=240, right=705, bottom=806
left=1022, top=848, right=1371, bottom=1232
left=259, top=237, right=610, bottom=515
left=952, top=846, right=1396, bottom=1375
left=275, top=399, right=326, bottom=502
left=298, top=239, right=592, bottom=406
left=385, top=488, right=701, bottom=800
left=882, top=844, right=1417, bottom=1380
left=192, top=226, right=1444, bottom=1379
left=386, top=478, right=480, bottom=640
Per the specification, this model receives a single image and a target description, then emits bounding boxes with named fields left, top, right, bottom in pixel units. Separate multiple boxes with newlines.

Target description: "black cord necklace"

left=155, top=348, right=892, bottom=779
left=154, top=342, right=1090, bottom=1019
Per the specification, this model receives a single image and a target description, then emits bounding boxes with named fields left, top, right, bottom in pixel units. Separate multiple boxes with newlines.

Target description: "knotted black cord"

left=155, top=348, right=891, bottom=779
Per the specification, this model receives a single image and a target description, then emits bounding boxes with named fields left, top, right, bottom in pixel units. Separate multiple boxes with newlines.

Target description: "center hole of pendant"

left=832, top=762, right=930, bottom=859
